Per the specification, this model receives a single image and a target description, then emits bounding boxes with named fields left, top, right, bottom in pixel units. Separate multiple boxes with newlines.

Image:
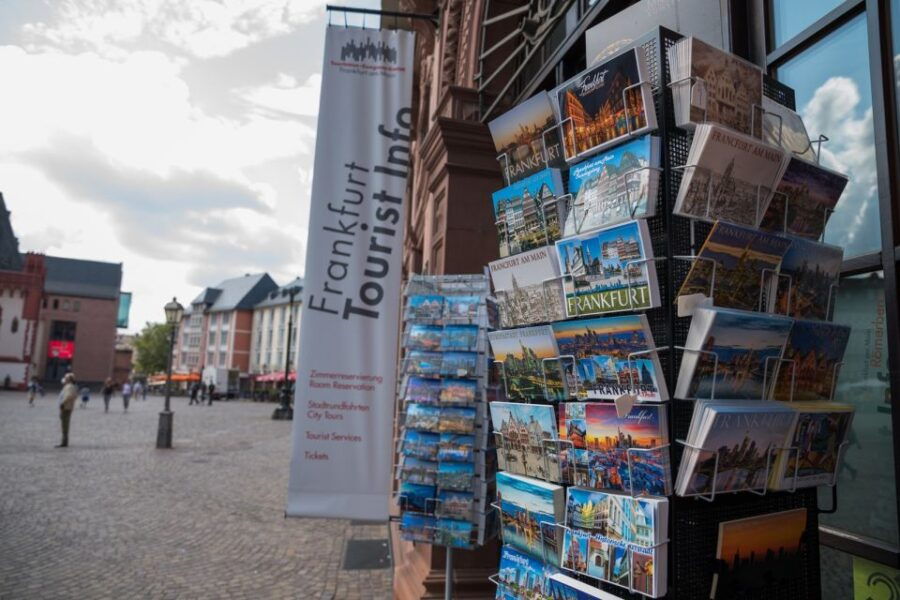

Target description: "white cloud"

left=800, top=76, right=879, bottom=256
left=22, top=0, right=327, bottom=59
left=238, top=72, right=322, bottom=117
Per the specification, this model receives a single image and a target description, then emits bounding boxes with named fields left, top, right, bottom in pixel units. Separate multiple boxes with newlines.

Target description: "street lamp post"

left=273, top=285, right=301, bottom=420
left=157, top=297, right=184, bottom=448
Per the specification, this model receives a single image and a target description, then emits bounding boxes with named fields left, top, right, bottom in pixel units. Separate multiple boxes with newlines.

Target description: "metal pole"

left=444, top=547, right=453, bottom=600
left=165, top=324, right=175, bottom=412
left=156, top=322, right=176, bottom=448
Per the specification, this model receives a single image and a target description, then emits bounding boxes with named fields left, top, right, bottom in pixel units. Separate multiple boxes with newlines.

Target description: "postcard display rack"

left=482, top=27, right=853, bottom=600
left=393, top=275, right=499, bottom=580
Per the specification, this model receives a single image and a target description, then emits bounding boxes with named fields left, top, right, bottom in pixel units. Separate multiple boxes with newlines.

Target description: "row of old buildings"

left=0, top=193, right=129, bottom=387
left=170, top=273, right=304, bottom=396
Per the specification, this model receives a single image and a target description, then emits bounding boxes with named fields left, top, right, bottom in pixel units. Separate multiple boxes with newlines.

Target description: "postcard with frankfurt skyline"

left=555, top=220, right=658, bottom=318
left=675, top=308, right=794, bottom=401
left=555, top=47, right=655, bottom=159
left=496, top=471, right=564, bottom=564
left=489, top=326, right=561, bottom=400
left=496, top=544, right=559, bottom=600
left=771, top=403, right=854, bottom=490
left=772, top=320, right=850, bottom=403
left=772, top=237, right=842, bottom=321
left=488, top=91, right=566, bottom=185
left=677, top=221, right=792, bottom=316
left=760, top=156, right=848, bottom=240
left=492, top=168, right=565, bottom=258
left=552, top=315, right=667, bottom=401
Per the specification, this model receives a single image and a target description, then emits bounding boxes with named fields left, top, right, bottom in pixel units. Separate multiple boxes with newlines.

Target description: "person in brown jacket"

left=57, top=373, right=79, bottom=448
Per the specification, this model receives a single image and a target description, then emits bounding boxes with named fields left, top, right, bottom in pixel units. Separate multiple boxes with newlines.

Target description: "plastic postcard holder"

left=672, top=346, right=721, bottom=401
left=562, top=166, right=665, bottom=237
left=758, top=268, right=792, bottom=314
left=540, top=438, right=576, bottom=486
left=667, top=75, right=709, bottom=124
left=492, top=360, right=509, bottom=399
left=622, top=256, right=665, bottom=312
left=754, top=103, right=784, bottom=146
left=670, top=163, right=773, bottom=227
left=754, top=102, right=831, bottom=165
left=625, top=345, right=671, bottom=399
left=624, top=541, right=670, bottom=598
left=675, top=437, right=775, bottom=502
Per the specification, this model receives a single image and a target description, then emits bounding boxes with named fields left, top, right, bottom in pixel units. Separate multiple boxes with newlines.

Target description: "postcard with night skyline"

left=437, top=433, right=475, bottom=463
left=555, top=220, right=658, bottom=317
left=441, top=324, right=479, bottom=351
left=772, top=237, right=842, bottom=321
left=398, top=481, right=436, bottom=513
left=772, top=320, right=850, bottom=402
left=401, top=430, right=439, bottom=461
left=439, top=378, right=477, bottom=406
left=488, top=91, right=565, bottom=185
left=675, top=307, right=793, bottom=401
left=405, top=403, right=440, bottom=431
left=556, top=47, right=655, bottom=159
left=552, top=314, right=667, bottom=401
left=489, top=326, right=561, bottom=400
left=492, top=168, right=565, bottom=258
left=497, top=471, right=564, bottom=564
left=771, top=403, right=854, bottom=490
left=436, top=461, right=475, bottom=492
left=760, top=157, right=849, bottom=240
left=404, top=376, right=441, bottom=405
left=712, top=508, right=807, bottom=598
left=677, top=221, right=792, bottom=316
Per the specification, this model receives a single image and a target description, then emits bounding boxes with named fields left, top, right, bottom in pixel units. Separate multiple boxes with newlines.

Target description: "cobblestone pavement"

left=0, top=392, right=392, bottom=599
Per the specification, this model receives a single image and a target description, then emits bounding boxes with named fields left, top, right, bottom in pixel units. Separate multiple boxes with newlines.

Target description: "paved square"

left=0, top=391, right=392, bottom=599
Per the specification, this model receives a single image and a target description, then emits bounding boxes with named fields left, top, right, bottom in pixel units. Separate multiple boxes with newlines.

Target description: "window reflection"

left=820, top=271, right=896, bottom=544
left=770, top=0, right=845, bottom=48
left=777, top=14, right=881, bottom=258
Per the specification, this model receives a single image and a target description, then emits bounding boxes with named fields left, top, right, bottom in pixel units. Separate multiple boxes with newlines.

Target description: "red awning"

left=253, top=371, right=296, bottom=382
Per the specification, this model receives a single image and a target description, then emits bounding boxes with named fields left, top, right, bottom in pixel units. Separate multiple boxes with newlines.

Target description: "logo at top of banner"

left=340, top=37, right=398, bottom=64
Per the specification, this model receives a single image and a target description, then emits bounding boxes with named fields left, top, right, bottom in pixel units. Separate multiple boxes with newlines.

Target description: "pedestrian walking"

left=207, top=383, right=215, bottom=406
left=27, top=376, right=39, bottom=406
left=188, top=382, right=198, bottom=405
left=122, top=380, right=132, bottom=412
left=134, top=380, right=144, bottom=401
left=79, top=385, right=90, bottom=409
left=102, top=377, right=114, bottom=413
left=57, top=373, right=78, bottom=447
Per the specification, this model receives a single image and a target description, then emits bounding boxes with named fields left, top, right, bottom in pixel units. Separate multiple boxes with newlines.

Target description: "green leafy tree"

left=133, top=322, right=175, bottom=375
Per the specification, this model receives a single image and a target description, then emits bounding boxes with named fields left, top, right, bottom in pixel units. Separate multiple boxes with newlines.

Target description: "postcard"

left=399, top=457, right=437, bottom=486
left=436, top=490, right=473, bottom=520
left=771, top=403, right=854, bottom=490
left=438, top=433, right=475, bottom=462
left=439, top=352, right=478, bottom=378
left=674, top=124, right=786, bottom=227
left=398, top=482, right=436, bottom=513
left=441, top=324, right=479, bottom=351
left=772, top=320, right=851, bottom=403
left=489, top=245, right=566, bottom=327
left=761, top=96, right=818, bottom=162
left=490, top=402, right=559, bottom=481
left=405, top=351, right=443, bottom=377
left=711, top=509, right=807, bottom=598
left=405, top=376, right=442, bottom=405
left=405, top=403, right=440, bottom=431
left=548, top=573, right=624, bottom=599
left=772, top=237, right=842, bottom=321
left=492, top=168, right=566, bottom=258
left=760, top=157, right=848, bottom=240
left=488, top=326, right=561, bottom=400
left=556, top=220, right=659, bottom=317
left=675, top=308, right=794, bottom=401
left=677, top=221, right=793, bottom=316
left=555, top=47, right=656, bottom=159
left=401, top=430, right=439, bottom=461
left=559, top=403, right=670, bottom=496
left=488, top=91, right=565, bottom=185
left=434, top=518, right=473, bottom=549
left=400, top=513, right=434, bottom=543
left=496, top=471, right=565, bottom=564
left=438, top=407, right=476, bottom=435
left=444, top=295, right=482, bottom=321
left=563, top=134, right=660, bottom=236
left=677, top=400, right=796, bottom=497
left=406, top=324, right=443, bottom=351
left=496, top=545, right=559, bottom=600
left=552, top=314, right=668, bottom=402
left=437, top=461, right=475, bottom=492
left=440, top=378, right=477, bottom=406
left=405, top=294, right=444, bottom=321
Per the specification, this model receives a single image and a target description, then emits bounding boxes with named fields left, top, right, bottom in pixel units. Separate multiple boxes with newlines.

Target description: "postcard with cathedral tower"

left=488, top=91, right=566, bottom=186
left=488, top=326, right=563, bottom=400
left=552, top=315, right=668, bottom=402
left=554, top=46, right=656, bottom=160
left=673, top=124, right=787, bottom=227
left=492, top=168, right=565, bottom=258
left=676, top=221, right=792, bottom=317
left=555, top=220, right=659, bottom=317
left=489, top=245, right=566, bottom=327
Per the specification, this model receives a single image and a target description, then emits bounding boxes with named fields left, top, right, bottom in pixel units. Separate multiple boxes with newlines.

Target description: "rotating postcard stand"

left=392, top=274, right=500, bottom=600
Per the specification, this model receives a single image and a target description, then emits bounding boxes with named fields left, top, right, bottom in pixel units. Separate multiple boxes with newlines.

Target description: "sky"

left=0, top=0, right=380, bottom=332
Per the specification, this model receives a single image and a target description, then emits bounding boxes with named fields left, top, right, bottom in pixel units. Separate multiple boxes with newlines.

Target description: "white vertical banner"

left=287, top=26, right=414, bottom=520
